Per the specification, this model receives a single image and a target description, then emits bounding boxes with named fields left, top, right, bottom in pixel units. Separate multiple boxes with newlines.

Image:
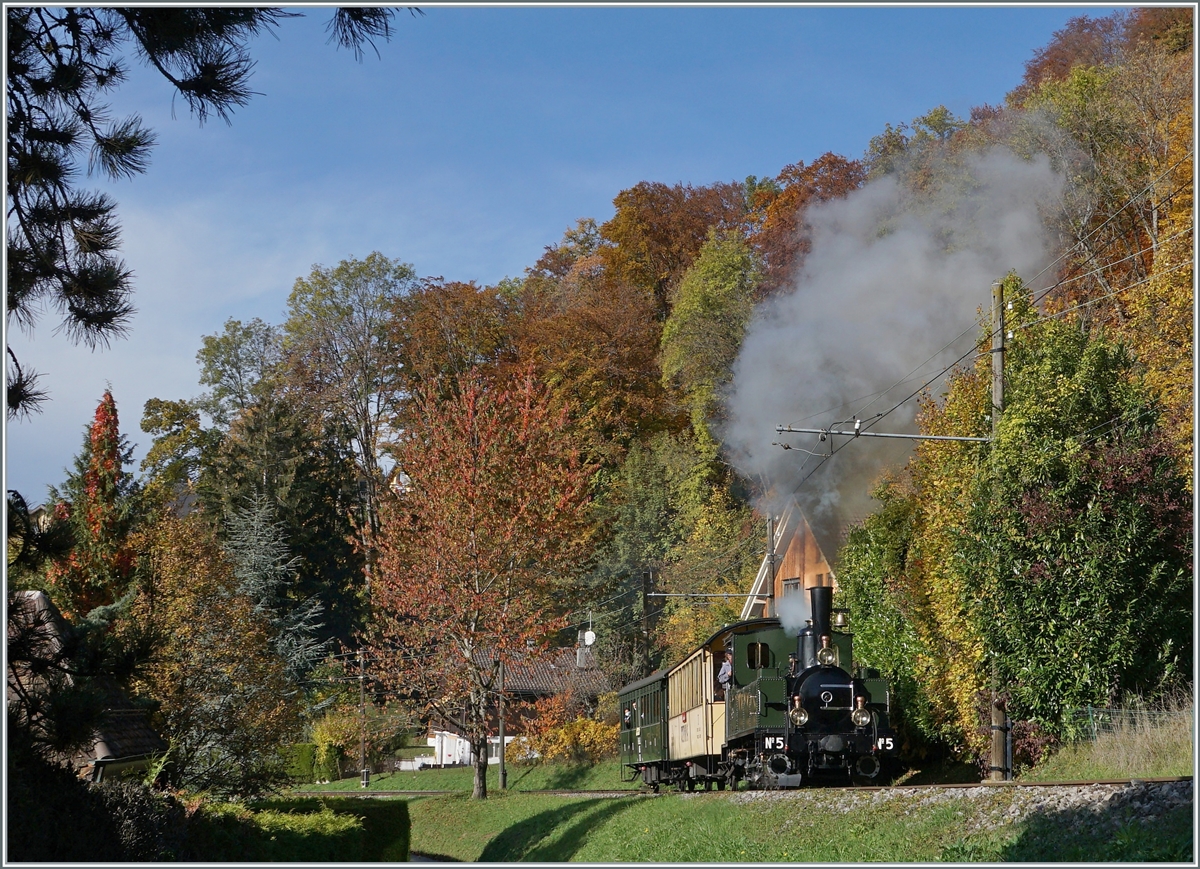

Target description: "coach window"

left=747, top=642, right=769, bottom=670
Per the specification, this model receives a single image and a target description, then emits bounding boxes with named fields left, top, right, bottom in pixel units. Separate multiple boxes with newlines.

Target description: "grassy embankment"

left=298, top=712, right=1192, bottom=862
left=404, top=785, right=1190, bottom=863
left=1022, top=702, right=1193, bottom=782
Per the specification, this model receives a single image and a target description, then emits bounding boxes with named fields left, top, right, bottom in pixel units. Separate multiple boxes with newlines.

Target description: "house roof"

left=472, top=646, right=610, bottom=698
left=7, top=590, right=167, bottom=770
left=87, top=705, right=169, bottom=764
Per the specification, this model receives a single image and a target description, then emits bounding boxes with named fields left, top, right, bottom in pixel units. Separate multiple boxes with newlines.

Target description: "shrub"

left=253, top=807, right=363, bottom=861
left=6, top=722, right=125, bottom=862
left=249, top=797, right=411, bottom=861
left=88, top=779, right=190, bottom=860
left=282, top=743, right=317, bottom=783
left=528, top=717, right=619, bottom=764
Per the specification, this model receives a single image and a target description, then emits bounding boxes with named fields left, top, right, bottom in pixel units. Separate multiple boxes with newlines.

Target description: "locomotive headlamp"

left=816, top=636, right=837, bottom=666
left=789, top=696, right=808, bottom=727
left=851, top=696, right=871, bottom=727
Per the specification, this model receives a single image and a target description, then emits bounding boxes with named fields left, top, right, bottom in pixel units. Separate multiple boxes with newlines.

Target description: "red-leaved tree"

left=45, top=390, right=137, bottom=619
left=371, top=369, right=592, bottom=798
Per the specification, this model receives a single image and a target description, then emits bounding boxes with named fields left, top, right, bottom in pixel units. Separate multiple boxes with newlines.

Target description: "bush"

left=88, top=779, right=190, bottom=860
left=528, top=717, right=619, bottom=764
left=182, top=802, right=267, bottom=861
left=259, top=797, right=411, bottom=861
left=6, top=724, right=125, bottom=862
left=315, top=743, right=344, bottom=782
left=282, top=743, right=317, bottom=783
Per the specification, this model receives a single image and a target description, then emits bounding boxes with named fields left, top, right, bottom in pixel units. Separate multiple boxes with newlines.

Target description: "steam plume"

left=724, top=148, right=1064, bottom=553
left=776, top=593, right=811, bottom=637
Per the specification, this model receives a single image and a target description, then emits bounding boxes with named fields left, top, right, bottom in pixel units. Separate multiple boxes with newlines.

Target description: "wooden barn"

left=740, top=500, right=841, bottom=620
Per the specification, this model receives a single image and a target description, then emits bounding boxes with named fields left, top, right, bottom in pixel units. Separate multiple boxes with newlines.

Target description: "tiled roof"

left=7, top=590, right=167, bottom=769
left=472, top=647, right=610, bottom=698
left=87, top=706, right=168, bottom=763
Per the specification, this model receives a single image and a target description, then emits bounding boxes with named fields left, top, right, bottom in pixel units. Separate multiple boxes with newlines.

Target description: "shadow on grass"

left=996, top=799, right=1193, bottom=863
left=477, top=798, right=640, bottom=862
left=538, top=765, right=603, bottom=790
left=940, top=792, right=1195, bottom=864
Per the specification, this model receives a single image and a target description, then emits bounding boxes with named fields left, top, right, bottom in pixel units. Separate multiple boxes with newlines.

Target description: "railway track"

left=297, top=775, right=1191, bottom=799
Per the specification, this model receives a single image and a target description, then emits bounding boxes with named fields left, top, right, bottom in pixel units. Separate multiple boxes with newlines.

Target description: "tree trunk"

left=471, top=732, right=489, bottom=799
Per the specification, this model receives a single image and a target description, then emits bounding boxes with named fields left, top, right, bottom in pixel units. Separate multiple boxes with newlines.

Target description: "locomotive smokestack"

left=810, top=585, right=833, bottom=639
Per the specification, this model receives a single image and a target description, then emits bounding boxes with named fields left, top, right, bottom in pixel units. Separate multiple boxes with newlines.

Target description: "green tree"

left=964, top=297, right=1191, bottom=728
left=660, top=229, right=760, bottom=440
left=142, top=317, right=367, bottom=646
left=196, top=317, right=284, bottom=427
left=223, top=494, right=328, bottom=686
left=5, top=8, right=406, bottom=417
left=837, top=280, right=1192, bottom=757
left=283, top=253, right=417, bottom=584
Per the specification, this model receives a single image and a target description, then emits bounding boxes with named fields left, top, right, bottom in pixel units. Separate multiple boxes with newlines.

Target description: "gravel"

left=723, top=779, right=1192, bottom=834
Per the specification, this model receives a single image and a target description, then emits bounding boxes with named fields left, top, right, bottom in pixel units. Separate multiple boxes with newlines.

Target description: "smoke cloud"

left=776, top=593, right=811, bottom=637
left=723, top=148, right=1064, bottom=552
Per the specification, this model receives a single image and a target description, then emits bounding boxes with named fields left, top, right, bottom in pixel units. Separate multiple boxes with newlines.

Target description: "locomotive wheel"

left=716, top=778, right=726, bottom=791
left=703, top=779, right=712, bottom=792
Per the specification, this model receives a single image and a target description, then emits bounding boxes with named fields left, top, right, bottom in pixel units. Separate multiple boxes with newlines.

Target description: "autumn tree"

left=390, top=278, right=513, bottom=403
left=5, top=8, right=406, bottom=417
left=128, top=510, right=299, bottom=797
left=1010, top=12, right=1129, bottom=101
left=44, top=390, right=139, bottom=620
left=371, top=369, right=592, bottom=799
left=513, top=249, right=672, bottom=469
left=749, top=152, right=866, bottom=296
left=598, top=180, right=747, bottom=316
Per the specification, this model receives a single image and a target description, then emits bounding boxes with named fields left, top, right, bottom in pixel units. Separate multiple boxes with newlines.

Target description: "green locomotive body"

left=618, top=586, right=899, bottom=790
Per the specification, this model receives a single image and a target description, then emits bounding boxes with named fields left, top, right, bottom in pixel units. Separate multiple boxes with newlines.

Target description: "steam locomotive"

left=618, top=585, right=898, bottom=790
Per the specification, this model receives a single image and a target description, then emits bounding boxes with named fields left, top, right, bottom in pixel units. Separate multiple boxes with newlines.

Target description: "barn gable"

left=740, top=500, right=837, bottom=620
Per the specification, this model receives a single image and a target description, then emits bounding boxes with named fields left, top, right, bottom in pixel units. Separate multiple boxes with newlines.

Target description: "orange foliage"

left=599, top=180, right=746, bottom=315
left=750, top=152, right=866, bottom=297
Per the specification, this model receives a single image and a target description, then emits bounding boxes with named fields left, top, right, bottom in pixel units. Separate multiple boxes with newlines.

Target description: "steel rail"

left=295, top=775, right=1190, bottom=799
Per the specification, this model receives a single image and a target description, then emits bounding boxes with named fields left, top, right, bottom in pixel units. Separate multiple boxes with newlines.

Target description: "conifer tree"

left=223, top=494, right=328, bottom=685
left=45, top=390, right=139, bottom=619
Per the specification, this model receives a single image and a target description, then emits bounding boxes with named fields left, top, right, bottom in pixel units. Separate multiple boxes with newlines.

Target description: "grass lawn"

left=406, top=786, right=1191, bottom=862
left=302, top=711, right=1195, bottom=862
left=292, top=759, right=636, bottom=794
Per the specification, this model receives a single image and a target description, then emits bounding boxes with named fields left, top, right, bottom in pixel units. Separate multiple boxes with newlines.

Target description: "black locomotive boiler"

left=618, top=585, right=898, bottom=790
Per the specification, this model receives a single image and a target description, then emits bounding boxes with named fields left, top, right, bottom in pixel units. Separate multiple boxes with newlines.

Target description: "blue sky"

left=6, top=4, right=1119, bottom=502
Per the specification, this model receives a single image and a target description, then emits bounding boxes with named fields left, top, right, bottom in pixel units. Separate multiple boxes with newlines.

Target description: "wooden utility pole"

left=989, top=281, right=1010, bottom=782
left=766, top=516, right=776, bottom=617
left=992, top=281, right=1005, bottom=434
left=641, top=569, right=651, bottom=675
left=498, top=659, right=507, bottom=790
left=359, top=649, right=369, bottom=788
